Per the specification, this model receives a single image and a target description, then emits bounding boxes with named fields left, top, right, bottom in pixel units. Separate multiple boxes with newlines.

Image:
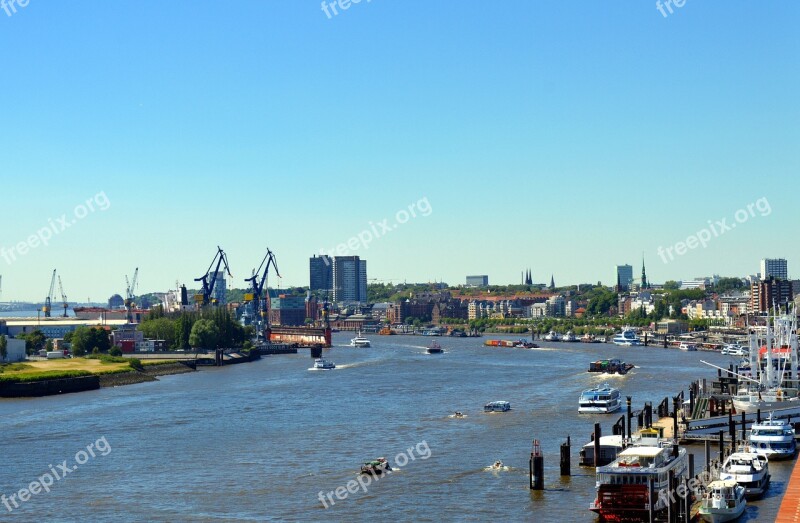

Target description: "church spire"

left=641, top=254, right=648, bottom=290
left=550, top=274, right=555, bottom=290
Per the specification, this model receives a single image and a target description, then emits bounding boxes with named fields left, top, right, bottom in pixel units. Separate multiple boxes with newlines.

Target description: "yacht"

left=719, top=451, right=770, bottom=499
left=698, top=480, right=746, bottom=523
left=313, top=358, right=336, bottom=370
left=484, top=401, right=511, bottom=412
left=578, top=384, right=622, bottom=414
left=612, top=328, right=642, bottom=346
left=543, top=331, right=561, bottom=342
left=746, top=415, right=797, bottom=460
left=562, top=331, right=577, bottom=342
left=678, top=342, right=698, bottom=351
left=590, top=443, right=688, bottom=521
left=350, top=331, right=371, bottom=347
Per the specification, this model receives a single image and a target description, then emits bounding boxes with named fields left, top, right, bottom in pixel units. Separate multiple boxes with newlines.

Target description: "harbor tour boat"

left=426, top=342, right=443, bottom=354
left=350, top=331, right=371, bottom=348
left=313, top=358, right=336, bottom=370
left=361, top=457, right=391, bottom=476
left=612, top=328, right=643, bottom=346
left=719, top=451, right=770, bottom=499
left=697, top=479, right=746, bottom=523
left=484, top=401, right=511, bottom=413
left=678, top=342, right=698, bottom=351
left=579, top=384, right=622, bottom=414
left=746, top=415, right=797, bottom=460
left=562, top=331, right=577, bottom=342
left=543, top=331, right=561, bottom=342
left=589, top=442, right=688, bottom=522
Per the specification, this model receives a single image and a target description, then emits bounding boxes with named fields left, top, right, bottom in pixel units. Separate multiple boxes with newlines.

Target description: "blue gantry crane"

left=244, top=248, right=280, bottom=333
left=194, top=246, right=232, bottom=306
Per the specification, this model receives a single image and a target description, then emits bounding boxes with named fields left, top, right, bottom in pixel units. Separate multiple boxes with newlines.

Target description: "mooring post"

left=728, top=410, right=735, bottom=448
left=560, top=436, right=571, bottom=477
left=718, top=430, right=724, bottom=460
left=689, top=388, right=695, bottom=420
left=626, top=396, right=632, bottom=440
left=531, top=440, right=544, bottom=490
left=688, top=453, right=695, bottom=483
left=672, top=396, right=679, bottom=442
left=705, top=440, right=711, bottom=474
left=594, top=423, right=601, bottom=467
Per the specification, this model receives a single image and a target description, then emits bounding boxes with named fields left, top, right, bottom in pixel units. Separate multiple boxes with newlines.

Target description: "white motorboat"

left=562, top=331, right=577, bottom=342
left=543, top=331, right=561, bottom=342
left=746, top=415, right=797, bottom=460
left=484, top=401, right=511, bottom=412
left=679, top=342, right=698, bottom=351
left=612, top=328, right=642, bottom=346
left=719, top=451, right=770, bottom=499
left=313, top=358, right=336, bottom=370
left=698, top=479, right=746, bottom=523
left=350, top=331, right=371, bottom=347
left=578, top=384, right=622, bottom=414
left=590, top=443, right=688, bottom=521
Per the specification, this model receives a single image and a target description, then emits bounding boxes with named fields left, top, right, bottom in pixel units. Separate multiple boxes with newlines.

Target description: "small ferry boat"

left=746, top=415, right=797, bottom=460
left=350, top=331, right=371, bottom=347
left=426, top=342, right=443, bottom=354
left=484, top=401, right=511, bottom=412
left=613, top=328, right=642, bottom=346
left=679, top=342, right=698, bottom=351
left=698, top=479, right=746, bottom=523
left=589, top=443, right=688, bottom=521
left=313, top=358, right=335, bottom=370
left=378, top=326, right=395, bottom=335
left=562, top=331, right=577, bottom=342
left=543, top=331, right=561, bottom=342
left=580, top=333, right=600, bottom=343
left=719, top=451, right=770, bottom=499
left=579, top=384, right=622, bottom=414
left=360, top=457, right=391, bottom=475
left=588, top=359, right=635, bottom=375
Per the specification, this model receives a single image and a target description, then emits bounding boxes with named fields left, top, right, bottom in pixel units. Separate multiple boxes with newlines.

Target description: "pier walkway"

left=777, top=458, right=800, bottom=522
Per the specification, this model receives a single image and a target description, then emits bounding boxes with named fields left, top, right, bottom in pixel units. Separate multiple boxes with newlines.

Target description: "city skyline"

left=1, top=2, right=798, bottom=301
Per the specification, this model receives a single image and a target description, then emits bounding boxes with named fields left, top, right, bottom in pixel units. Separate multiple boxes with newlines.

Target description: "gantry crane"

left=57, top=275, right=69, bottom=318
left=244, top=248, right=280, bottom=333
left=125, top=268, right=139, bottom=323
left=43, top=269, right=56, bottom=318
left=194, top=247, right=232, bottom=307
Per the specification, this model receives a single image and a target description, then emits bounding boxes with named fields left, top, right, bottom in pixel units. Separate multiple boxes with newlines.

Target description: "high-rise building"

left=750, top=276, right=793, bottom=313
left=332, top=256, right=367, bottom=304
left=466, top=275, right=489, bottom=287
left=760, top=258, right=788, bottom=281
left=616, top=265, right=633, bottom=291
left=210, top=271, right=227, bottom=305
left=309, top=255, right=333, bottom=292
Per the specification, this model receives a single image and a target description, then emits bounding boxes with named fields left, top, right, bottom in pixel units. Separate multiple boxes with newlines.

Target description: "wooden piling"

left=593, top=423, right=601, bottom=467
left=531, top=440, right=544, bottom=490
left=560, top=436, right=571, bottom=477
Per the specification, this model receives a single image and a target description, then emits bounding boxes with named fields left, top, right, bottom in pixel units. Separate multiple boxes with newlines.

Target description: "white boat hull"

left=732, top=398, right=799, bottom=413
left=578, top=404, right=622, bottom=414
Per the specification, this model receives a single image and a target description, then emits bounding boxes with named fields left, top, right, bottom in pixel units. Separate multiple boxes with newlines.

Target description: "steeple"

left=549, top=274, right=555, bottom=290
left=641, top=254, right=648, bottom=290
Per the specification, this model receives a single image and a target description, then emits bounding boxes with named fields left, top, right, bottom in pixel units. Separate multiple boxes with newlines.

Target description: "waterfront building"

left=0, top=336, right=26, bottom=363
left=309, top=255, right=333, bottom=292
left=615, top=265, right=633, bottom=291
left=268, top=294, right=306, bottom=326
left=466, top=275, right=489, bottom=287
left=750, top=277, right=793, bottom=313
left=332, top=256, right=367, bottom=304
left=210, top=271, right=227, bottom=305
left=546, top=296, right=565, bottom=317
left=761, top=258, right=788, bottom=280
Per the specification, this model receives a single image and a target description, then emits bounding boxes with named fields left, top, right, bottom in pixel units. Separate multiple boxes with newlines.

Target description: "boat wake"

left=484, top=463, right=512, bottom=473
left=307, top=367, right=334, bottom=371
left=448, top=413, right=468, bottom=419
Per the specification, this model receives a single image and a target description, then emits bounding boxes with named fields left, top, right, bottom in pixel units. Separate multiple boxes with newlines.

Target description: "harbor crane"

left=244, top=248, right=280, bottom=333
left=57, top=275, right=69, bottom=317
left=194, top=247, right=232, bottom=307
left=125, top=268, right=139, bottom=323
left=43, top=269, right=56, bottom=318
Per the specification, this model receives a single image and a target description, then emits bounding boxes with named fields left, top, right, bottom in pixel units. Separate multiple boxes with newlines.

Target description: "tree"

left=174, top=312, right=196, bottom=351
left=189, top=319, right=220, bottom=350
left=71, top=326, right=111, bottom=356
left=109, top=346, right=123, bottom=357
left=18, top=330, right=46, bottom=355
left=663, top=280, right=681, bottom=291
left=0, top=335, right=7, bottom=362
left=138, top=317, right=177, bottom=347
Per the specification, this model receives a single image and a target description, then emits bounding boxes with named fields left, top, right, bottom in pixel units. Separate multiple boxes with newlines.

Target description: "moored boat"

left=746, top=415, right=797, bottom=460
left=698, top=479, right=746, bottom=523
left=719, top=451, right=770, bottom=499
left=613, top=328, right=642, bottom=346
left=562, top=331, right=577, bottom=342
left=544, top=331, right=561, bottom=342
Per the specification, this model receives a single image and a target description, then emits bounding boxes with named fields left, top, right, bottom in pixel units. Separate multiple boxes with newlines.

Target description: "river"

left=0, top=333, right=792, bottom=521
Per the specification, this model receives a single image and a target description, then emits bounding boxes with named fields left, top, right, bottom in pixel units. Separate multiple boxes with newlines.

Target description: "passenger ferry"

left=697, top=479, right=746, bottom=523
left=578, top=384, right=622, bottom=414
left=349, top=331, right=371, bottom=347
left=544, top=331, right=561, bottom=342
left=746, top=415, right=797, bottom=460
left=719, top=451, right=770, bottom=499
left=589, top=443, right=688, bottom=522
left=613, top=328, right=642, bottom=346
left=562, top=331, right=577, bottom=342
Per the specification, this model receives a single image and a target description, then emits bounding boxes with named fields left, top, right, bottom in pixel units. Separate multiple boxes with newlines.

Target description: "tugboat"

left=698, top=479, right=746, bottom=522
left=426, top=342, right=443, bottom=354
left=361, top=457, right=392, bottom=476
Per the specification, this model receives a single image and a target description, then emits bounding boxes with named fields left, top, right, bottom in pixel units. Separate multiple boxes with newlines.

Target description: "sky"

left=0, top=1, right=798, bottom=302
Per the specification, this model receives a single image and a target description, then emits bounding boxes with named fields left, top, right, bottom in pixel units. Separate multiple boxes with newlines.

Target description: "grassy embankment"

left=0, top=356, right=178, bottom=383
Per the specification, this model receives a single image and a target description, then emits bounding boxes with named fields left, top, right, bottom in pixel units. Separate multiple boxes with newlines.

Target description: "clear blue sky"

left=1, top=1, right=798, bottom=301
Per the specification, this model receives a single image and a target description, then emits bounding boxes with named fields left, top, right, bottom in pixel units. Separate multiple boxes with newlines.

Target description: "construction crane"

left=43, top=269, right=56, bottom=318
left=125, top=268, right=139, bottom=323
left=244, top=248, right=280, bottom=333
left=194, top=247, right=232, bottom=307
left=57, top=275, right=69, bottom=318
